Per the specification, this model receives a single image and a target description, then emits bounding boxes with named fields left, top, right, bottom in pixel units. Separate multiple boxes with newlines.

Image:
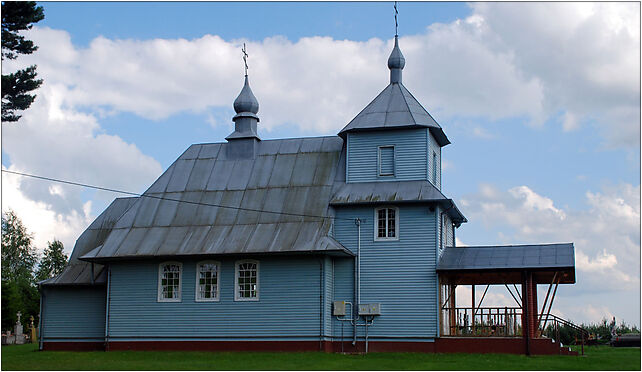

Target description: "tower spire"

left=388, top=2, right=405, bottom=84
left=227, top=43, right=260, bottom=147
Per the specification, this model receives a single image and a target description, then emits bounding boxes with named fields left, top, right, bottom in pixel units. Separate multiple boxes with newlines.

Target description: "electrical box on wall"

left=333, top=301, right=346, bottom=316
left=358, top=303, right=381, bottom=315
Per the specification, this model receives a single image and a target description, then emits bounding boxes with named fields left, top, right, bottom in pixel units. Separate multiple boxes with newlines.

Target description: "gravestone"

left=14, top=312, right=25, bottom=344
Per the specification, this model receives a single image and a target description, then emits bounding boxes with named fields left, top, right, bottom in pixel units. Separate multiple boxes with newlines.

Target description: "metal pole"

left=538, top=273, right=557, bottom=328
left=470, top=284, right=475, bottom=335
left=542, top=280, right=559, bottom=331
left=352, top=218, right=361, bottom=347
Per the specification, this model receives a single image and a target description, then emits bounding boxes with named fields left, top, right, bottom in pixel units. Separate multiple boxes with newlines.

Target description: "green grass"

left=1, top=343, right=640, bottom=370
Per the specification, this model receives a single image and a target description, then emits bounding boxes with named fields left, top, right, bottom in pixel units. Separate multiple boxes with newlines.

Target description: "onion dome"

left=233, top=75, right=259, bottom=115
left=388, top=36, right=405, bottom=84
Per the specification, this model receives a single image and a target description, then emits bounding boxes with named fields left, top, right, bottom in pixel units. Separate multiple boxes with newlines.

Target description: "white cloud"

left=1, top=83, right=163, bottom=255
left=457, top=183, right=640, bottom=324
left=2, top=168, right=92, bottom=255
left=3, top=2, right=635, bottom=146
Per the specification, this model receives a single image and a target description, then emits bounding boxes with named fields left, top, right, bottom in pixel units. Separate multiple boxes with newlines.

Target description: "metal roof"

left=330, top=180, right=466, bottom=224
left=80, top=137, right=355, bottom=262
left=40, top=197, right=137, bottom=286
left=338, top=82, right=450, bottom=147
left=437, top=243, right=575, bottom=272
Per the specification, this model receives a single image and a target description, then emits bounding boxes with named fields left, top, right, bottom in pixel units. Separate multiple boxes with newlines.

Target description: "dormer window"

left=375, top=207, right=399, bottom=241
left=378, top=146, right=395, bottom=176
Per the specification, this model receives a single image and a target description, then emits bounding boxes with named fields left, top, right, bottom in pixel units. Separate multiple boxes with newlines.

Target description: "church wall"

left=346, top=129, right=428, bottom=183
left=41, top=286, right=106, bottom=343
left=106, top=256, right=328, bottom=341
left=332, top=204, right=439, bottom=340
left=428, top=131, right=442, bottom=190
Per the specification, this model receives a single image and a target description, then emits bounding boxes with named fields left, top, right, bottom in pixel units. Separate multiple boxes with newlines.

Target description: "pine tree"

left=36, top=239, right=68, bottom=281
left=1, top=1, right=44, bottom=122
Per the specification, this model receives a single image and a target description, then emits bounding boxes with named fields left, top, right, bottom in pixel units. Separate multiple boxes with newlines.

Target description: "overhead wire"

left=1, top=169, right=362, bottom=222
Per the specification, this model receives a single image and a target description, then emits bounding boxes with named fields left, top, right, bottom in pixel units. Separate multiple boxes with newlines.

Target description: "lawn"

left=1, top=343, right=640, bottom=370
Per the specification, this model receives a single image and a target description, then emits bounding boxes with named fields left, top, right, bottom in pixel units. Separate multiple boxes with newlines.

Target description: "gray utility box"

left=358, top=303, right=381, bottom=316
left=333, top=301, right=346, bottom=316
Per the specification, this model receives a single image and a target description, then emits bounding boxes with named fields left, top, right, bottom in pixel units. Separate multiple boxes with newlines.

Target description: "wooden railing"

left=442, top=306, right=523, bottom=337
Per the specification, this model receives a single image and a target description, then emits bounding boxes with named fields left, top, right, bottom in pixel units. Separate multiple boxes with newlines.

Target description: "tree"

left=36, top=239, right=68, bottom=281
left=1, top=1, right=44, bottom=122
left=1, top=209, right=40, bottom=331
left=1, top=209, right=38, bottom=283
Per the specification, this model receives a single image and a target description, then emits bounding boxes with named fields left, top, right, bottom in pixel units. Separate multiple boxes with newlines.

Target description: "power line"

left=1, top=169, right=360, bottom=222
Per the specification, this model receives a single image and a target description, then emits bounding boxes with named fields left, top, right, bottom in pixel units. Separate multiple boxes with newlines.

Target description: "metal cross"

left=242, top=43, right=249, bottom=76
left=394, top=1, right=398, bottom=37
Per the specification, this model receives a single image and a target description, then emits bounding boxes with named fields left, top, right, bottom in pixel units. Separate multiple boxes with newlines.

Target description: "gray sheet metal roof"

left=338, top=83, right=450, bottom=147
left=437, top=243, right=575, bottom=271
left=330, top=180, right=466, bottom=224
left=80, top=137, right=354, bottom=262
left=40, top=197, right=137, bottom=286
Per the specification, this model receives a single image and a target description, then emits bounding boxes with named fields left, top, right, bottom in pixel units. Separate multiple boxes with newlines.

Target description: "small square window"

left=379, top=146, right=395, bottom=176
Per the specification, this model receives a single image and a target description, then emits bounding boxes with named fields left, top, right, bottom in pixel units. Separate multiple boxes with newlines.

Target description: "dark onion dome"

left=233, top=75, right=259, bottom=114
left=387, top=35, right=406, bottom=70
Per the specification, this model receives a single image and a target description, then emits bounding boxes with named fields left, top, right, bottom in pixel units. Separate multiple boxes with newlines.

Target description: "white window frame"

left=157, top=261, right=182, bottom=302
left=234, top=260, right=259, bottom=301
left=378, top=145, right=395, bottom=177
left=195, top=260, right=221, bottom=302
left=374, top=206, right=400, bottom=241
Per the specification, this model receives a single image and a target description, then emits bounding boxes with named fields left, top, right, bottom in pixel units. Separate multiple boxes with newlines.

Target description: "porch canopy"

left=437, top=243, right=575, bottom=285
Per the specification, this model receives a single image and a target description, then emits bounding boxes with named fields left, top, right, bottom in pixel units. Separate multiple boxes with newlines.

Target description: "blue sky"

left=1, top=2, right=639, bottom=326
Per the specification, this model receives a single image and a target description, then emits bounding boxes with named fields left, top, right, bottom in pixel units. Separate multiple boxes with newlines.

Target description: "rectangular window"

left=432, top=151, right=437, bottom=184
left=375, top=207, right=399, bottom=241
left=235, top=260, right=259, bottom=301
left=379, top=146, right=395, bottom=176
left=158, top=262, right=182, bottom=302
left=196, top=261, right=220, bottom=301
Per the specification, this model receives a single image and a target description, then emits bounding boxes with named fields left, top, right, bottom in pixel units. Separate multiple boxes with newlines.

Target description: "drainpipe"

left=38, top=286, right=44, bottom=351
left=353, top=218, right=361, bottom=346
left=104, top=265, right=111, bottom=351
left=319, top=257, right=324, bottom=352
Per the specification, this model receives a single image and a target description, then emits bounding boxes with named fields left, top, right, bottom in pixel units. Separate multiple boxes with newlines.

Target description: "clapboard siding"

left=347, top=129, right=427, bottom=182
left=333, top=205, right=438, bottom=339
left=428, top=132, right=442, bottom=190
left=324, top=256, right=333, bottom=337
left=41, top=286, right=106, bottom=341
left=108, top=257, right=324, bottom=340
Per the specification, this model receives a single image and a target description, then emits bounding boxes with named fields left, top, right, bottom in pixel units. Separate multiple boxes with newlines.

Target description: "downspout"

left=104, top=265, right=111, bottom=351
left=353, top=218, right=361, bottom=346
left=38, top=286, right=44, bottom=351
left=319, top=257, right=324, bottom=351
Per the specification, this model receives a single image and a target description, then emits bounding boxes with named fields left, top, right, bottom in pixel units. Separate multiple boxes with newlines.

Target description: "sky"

left=1, top=2, right=640, bottom=327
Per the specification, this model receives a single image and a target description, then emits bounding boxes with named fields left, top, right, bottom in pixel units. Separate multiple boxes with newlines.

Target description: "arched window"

left=195, top=261, right=220, bottom=302
left=374, top=206, right=399, bottom=241
left=235, top=260, right=259, bottom=301
left=158, top=262, right=182, bottom=302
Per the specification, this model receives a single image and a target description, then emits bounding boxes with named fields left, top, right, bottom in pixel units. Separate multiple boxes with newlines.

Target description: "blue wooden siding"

left=107, top=257, right=326, bottom=340
left=332, top=205, right=438, bottom=339
left=330, top=257, right=355, bottom=339
left=41, top=286, right=106, bottom=342
left=323, top=256, right=333, bottom=337
left=428, top=132, right=442, bottom=189
left=347, top=129, right=427, bottom=182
